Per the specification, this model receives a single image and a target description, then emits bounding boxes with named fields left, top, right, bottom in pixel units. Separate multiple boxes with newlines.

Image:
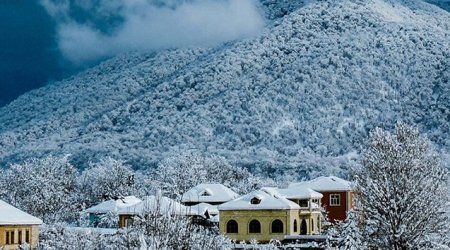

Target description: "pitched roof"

left=85, top=196, right=142, bottom=214
left=118, top=195, right=191, bottom=216
left=187, top=202, right=219, bottom=216
left=288, top=176, right=352, bottom=192
left=218, top=188, right=300, bottom=211
left=277, top=187, right=323, bottom=199
left=0, top=199, right=43, bottom=225
left=181, top=184, right=239, bottom=203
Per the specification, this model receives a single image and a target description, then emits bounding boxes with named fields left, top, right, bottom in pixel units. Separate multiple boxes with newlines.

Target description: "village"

left=0, top=176, right=353, bottom=249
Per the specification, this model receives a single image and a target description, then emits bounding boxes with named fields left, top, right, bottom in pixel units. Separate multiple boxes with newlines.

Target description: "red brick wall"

left=321, top=191, right=348, bottom=223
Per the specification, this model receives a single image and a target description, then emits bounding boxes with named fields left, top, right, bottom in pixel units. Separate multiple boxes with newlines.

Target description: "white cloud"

left=40, top=0, right=266, bottom=65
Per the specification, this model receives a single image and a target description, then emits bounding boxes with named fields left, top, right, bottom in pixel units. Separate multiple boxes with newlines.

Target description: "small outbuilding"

left=0, top=199, right=43, bottom=249
left=85, top=196, right=141, bottom=227
left=117, top=195, right=194, bottom=228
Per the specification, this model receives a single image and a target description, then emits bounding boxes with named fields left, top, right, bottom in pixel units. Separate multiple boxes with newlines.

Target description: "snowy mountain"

left=0, top=0, right=449, bottom=178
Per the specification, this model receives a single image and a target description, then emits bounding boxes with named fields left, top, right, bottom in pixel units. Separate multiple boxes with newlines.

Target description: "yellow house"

left=218, top=188, right=302, bottom=243
left=0, top=200, right=43, bottom=249
left=276, top=187, right=323, bottom=235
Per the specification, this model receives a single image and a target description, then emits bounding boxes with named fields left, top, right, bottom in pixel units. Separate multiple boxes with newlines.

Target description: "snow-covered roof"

left=0, top=199, right=43, bottom=225
left=289, top=176, right=352, bottom=192
left=187, top=203, right=219, bottom=216
left=218, top=188, right=300, bottom=211
left=85, top=196, right=142, bottom=214
left=118, top=195, right=192, bottom=216
left=210, top=214, right=220, bottom=223
left=181, top=184, right=239, bottom=203
left=277, top=187, right=323, bottom=200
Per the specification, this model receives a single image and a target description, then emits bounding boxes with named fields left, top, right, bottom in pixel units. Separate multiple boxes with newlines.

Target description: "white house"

left=0, top=199, right=43, bottom=249
left=181, top=183, right=239, bottom=206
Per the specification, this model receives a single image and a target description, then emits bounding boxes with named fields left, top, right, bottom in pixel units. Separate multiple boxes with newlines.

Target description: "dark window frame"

left=249, top=219, right=261, bottom=234
left=271, top=219, right=284, bottom=234
left=226, top=220, right=239, bottom=233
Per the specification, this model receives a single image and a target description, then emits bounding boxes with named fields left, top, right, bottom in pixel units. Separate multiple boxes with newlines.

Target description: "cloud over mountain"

left=39, top=0, right=265, bottom=64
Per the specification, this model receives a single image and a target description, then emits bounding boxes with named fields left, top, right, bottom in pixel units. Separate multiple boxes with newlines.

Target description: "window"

left=293, top=219, right=298, bottom=232
left=250, top=197, right=261, bottom=205
left=226, top=220, right=238, bottom=233
left=6, top=231, right=10, bottom=245
left=249, top=220, right=261, bottom=233
left=271, top=219, right=283, bottom=233
left=25, top=230, right=30, bottom=243
left=6, top=231, right=15, bottom=244
left=312, top=199, right=320, bottom=205
left=19, top=230, right=22, bottom=244
left=125, top=218, right=134, bottom=227
left=300, top=219, right=307, bottom=235
left=298, top=200, right=308, bottom=207
left=330, top=194, right=340, bottom=206
left=201, top=191, right=211, bottom=196
left=311, top=218, right=314, bottom=232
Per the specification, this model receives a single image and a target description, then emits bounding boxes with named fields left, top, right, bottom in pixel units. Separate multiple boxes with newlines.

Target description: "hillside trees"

left=350, top=123, right=450, bottom=249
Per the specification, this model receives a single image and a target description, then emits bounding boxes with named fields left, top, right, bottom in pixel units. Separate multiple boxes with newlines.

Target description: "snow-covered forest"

left=0, top=0, right=449, bottom=180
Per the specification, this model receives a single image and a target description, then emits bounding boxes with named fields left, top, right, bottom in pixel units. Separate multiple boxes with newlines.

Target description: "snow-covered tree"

left=78, top=157, right=140, bottom=207
left=353, top=123, right=450, bottom=249
left=154, top=151, right=263, bottom=199
left=0, top=155, right=79, bottom=223
left=337, top=209, right=366, bottom=250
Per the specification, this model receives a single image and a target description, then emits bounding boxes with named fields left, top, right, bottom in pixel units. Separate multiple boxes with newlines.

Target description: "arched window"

left=226, top=220, right=238, bottom=233
left=293, top=219, right=298, bottom=233
left=300, top=219, right=307, bottom=235
left=271, top=219, right=283, bottom=233
left=311, top=218, right=314, bottom=232
left=249, top=220, right=261, bottom=233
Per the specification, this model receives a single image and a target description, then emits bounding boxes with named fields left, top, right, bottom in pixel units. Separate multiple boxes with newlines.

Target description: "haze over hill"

left=0, top=0, right=449, bottom=179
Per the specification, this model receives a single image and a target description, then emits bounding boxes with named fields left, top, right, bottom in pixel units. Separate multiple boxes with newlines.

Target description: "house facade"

left=218, top=188, right=321, bottom=243
left=0, top=200, right=42, bottom=249
left=276, top=187, right=323, bottom=235
left=289, top=176, right=353, bottom=222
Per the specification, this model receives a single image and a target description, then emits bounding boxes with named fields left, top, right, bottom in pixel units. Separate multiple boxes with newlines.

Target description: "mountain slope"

left=0, top=0, right=449, bottom=178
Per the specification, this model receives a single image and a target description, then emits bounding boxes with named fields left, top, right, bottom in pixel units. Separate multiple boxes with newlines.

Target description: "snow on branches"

left=351, top=123, right=450, bottom=249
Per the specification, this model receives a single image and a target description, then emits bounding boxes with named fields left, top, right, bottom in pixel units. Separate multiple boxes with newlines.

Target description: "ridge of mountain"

left=0, top=0, right=449, bottom=178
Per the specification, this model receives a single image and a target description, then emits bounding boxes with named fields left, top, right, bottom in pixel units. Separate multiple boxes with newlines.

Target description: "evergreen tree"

left=337, top=209, right=366, bottom=250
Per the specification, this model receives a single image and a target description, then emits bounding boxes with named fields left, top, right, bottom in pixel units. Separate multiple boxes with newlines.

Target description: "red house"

left=289, top=176, right=353, bottom=223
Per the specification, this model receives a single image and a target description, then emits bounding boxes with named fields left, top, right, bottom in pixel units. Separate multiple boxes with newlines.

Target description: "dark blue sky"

left=0, top=1, right=68, bottom=107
